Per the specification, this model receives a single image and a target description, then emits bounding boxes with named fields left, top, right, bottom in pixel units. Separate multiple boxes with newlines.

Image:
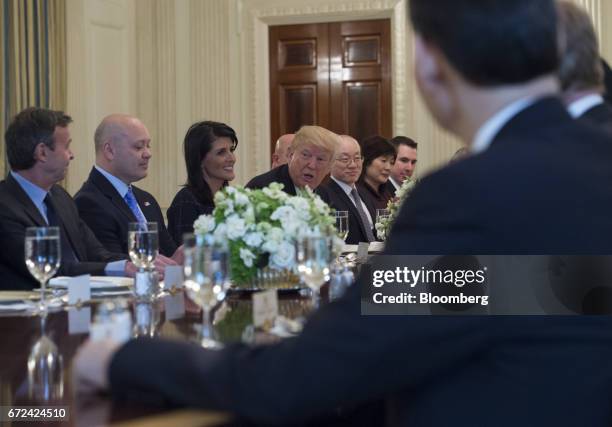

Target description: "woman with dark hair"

left=357, top=135, right=397, bottom=216
left=167, top=121, right=237, bottom=244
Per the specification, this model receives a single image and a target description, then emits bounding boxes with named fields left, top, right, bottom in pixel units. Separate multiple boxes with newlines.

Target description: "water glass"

left=333, top=211, right=349, bottom=241
left=25, top=227, right=61, bottom=315
left=299, top=236, right=331, bottom=309
left=128, top=222, right=158, bottom=271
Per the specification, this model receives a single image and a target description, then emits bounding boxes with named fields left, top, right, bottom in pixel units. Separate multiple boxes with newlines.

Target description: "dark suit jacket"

left=167, top=187, right=215, bottom=245
left=0, top=174, right=125, bottom=290
left=74, top=168, right=177, bottom=257
left=357, top=180, right=395, bottom=219
left=109, top=98, right=612, bottom=426
left=578, top=101, right=612, bottom=135
left=246, top=164, right=296, bottom=195
left=316, top=179, right=376, bottom=244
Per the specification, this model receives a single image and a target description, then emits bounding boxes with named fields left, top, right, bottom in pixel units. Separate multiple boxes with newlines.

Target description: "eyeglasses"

left=298, top=150, right=330, bottom=165
left=335, top=155, right=364, bottom=165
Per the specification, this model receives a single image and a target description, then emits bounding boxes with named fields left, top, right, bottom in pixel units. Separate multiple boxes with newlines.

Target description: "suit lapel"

left=49, top=186, right=87, bottom=260
left=6, top=174, right=48, bottom=227
left=89, top=168, right=137, bottom=222
left=133, top=187, right=155, bottom=222
left=328, top=180, right=370, bottom=238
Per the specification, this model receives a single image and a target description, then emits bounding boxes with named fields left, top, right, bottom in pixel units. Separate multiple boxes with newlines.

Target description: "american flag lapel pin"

left=144, top=201, right=151, bottom=207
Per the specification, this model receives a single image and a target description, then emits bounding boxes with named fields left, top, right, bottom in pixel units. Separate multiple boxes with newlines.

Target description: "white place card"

left=252, top=289, right=278, bottom=329
left=67, top=275, right=91, bottom=305
left=164, top=292, right=186, bottom=320
left=68, top=307, right=91, bottom=335
left=163, top=266, right=184, bottom=290
left=357, top=242, right=370, bottom=263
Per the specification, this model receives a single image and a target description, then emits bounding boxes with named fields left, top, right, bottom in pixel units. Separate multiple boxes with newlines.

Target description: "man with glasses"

left=316, top=135, right=376, bottom=243
left=246, top=125, right=339, bottom=195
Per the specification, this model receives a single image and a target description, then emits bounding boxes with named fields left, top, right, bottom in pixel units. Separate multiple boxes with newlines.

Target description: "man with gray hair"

left=558, top=0, right=612, bottom=133
left=271, top=133, right=294, bottom=169
left=75, top=114, right=179, bottom=262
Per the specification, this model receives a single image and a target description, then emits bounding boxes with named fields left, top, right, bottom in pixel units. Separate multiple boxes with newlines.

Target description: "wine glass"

left=128, top=222, right=159, bottom=300
left=182, top=233, right=225, bottom=349
left=27, top=316, right=63, bottom=401
left=299, top=236, right=331, bottom=309
left=376, top=209, right=391, bottom=240
left=25, top=227, right=61, bottom=315
left=333, top=211, right=349, bottom=241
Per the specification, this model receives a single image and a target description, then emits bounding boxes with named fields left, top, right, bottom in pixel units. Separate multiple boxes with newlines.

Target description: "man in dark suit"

left=74, top=1, right=612, bottom=425
left=246, top=125, right=339, bottom=195
left=74, top=114, right=179, bottom=259
left=0, top=108, right=139, bottom=290
left=558, top=1, right=612, bottom=134
left=388, top=136, right=418, bottom=194
left=316, top=135, right=377, bottom=244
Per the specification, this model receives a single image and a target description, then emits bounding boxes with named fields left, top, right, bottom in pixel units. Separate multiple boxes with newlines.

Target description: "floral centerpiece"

left=194, top=183, right=339, bottom=288
left=375, top=178, right=418, bottom=241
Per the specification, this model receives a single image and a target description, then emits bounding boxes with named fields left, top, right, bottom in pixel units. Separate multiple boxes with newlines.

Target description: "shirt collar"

left=331, top=176, right=356, bottom=196
left=11, top=171, right=48, bottom=205
left=388, top=177, right=401, bottom=191
left=567, top=94, right=604, bottom=118
left=95, top=165, right=130, bottom=198
left=471, top=96, right=537, bottom=155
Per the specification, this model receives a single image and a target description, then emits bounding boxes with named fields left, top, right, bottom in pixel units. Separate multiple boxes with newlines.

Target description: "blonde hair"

left=291, top=126, right=340, bottom=157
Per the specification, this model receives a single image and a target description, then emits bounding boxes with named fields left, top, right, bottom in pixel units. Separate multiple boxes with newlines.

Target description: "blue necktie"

left=124, top=186, right=147, bottom=225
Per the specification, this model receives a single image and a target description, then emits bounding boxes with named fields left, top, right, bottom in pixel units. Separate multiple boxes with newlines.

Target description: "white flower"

left=269, top=241, right=295, bottom=270
left=243, top=205, right=255, bottom=223
left=313, top=196, right=328, bottom=213
left=226, top=215, right=247, bottom=240
left=239, top=247, right=256, bottom=267
left=213, top=223, right=228, bottom=241
left=225, top=186, right=237, bottom=195
left=234, top=191, right=249, bottom=206
left=193, top=214, right=215, bottom=234
left=244, top=232, right=264, bottom=248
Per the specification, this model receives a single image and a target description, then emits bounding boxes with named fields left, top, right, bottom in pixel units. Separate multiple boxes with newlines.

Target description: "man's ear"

left=102, top=140, right=115, bottom=160
left=33, top=142, right=48, bottom=162
left=414, top=35, right=444, bottom=94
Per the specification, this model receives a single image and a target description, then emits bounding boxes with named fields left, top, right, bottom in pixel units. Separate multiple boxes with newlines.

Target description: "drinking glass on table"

left=182, top=233, right=227, bottom=349
left=375, top=209, right=391, bottom=240
left=128, top=222, right=159, bottom=300
left=333, top=211, right=349, bottom=241
left=299, top=236, right=331, bottom=309
left=25, top=227, right=61, bottom=315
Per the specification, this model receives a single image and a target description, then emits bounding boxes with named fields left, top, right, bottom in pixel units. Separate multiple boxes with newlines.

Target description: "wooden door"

left=269, top=19, right=392, bottom=159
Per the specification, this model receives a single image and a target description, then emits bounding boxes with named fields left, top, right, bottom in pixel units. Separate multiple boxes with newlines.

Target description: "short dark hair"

left=390, top=135, right=418, bottom=150
left=183, top=121, right=238, bottom=206
left=359, top=135, right=396, bottom=175
left=409, top=0, right=559, bottom=86
left=5, top=107, right=73, bottom=171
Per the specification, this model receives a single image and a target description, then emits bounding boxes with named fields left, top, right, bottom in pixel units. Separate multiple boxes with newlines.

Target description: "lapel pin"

left=144, top=201, right=151, bottom=207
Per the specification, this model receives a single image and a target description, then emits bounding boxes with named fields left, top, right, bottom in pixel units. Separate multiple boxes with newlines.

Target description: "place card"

left=164, top=292, right=186, bottom=320
left=252, top=289, right=278, bottom=329
left=357, top=242, right=370, bottom=263
left=163, top=266, right=184, bottom=290
left=67, top=275, right=91, bottom=305
left=68, top=306, right=91, bottom=335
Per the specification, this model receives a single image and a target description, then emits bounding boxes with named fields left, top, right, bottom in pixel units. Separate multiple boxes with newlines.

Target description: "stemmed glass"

left=333, top=211, right=349, bottom=241
left=182, top=233, right=228, bottom=349
left=27, top=316, right=63, bottom=401
left=299, top=236, right=331, bottom=309
left=376, top=209, right=391, bottom=240
left=25, top=227, right=61, bottom=315
left=128, top=222, right=159, bottom=300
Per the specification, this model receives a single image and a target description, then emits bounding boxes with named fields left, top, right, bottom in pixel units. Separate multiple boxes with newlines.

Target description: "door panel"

left=269, top=19, right=391, bottom=161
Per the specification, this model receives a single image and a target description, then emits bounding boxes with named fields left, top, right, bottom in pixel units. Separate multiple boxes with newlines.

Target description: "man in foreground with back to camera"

left=0, top=108, right=171, bottom=291
left=74, top=1, right=612, bottom=425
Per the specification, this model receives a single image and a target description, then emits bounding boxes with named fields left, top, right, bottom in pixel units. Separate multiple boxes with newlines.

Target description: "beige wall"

left=65, top=0, right=612, bottom=209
